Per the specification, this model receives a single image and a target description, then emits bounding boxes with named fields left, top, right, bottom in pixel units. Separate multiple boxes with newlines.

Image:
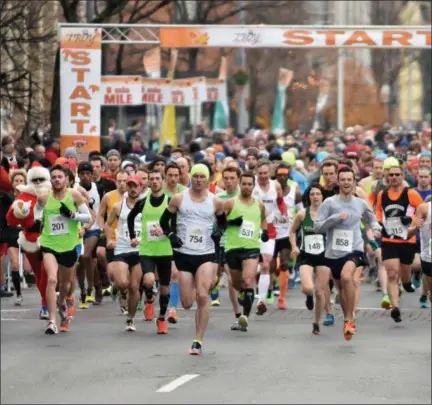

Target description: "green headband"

left=191, top=163, right=210, bottom=180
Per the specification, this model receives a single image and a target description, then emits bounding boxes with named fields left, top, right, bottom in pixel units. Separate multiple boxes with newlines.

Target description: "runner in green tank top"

left=163, top=162, right=186, bottom=197
left=39, top=164, right=91, bottom=335
left=223, top=171, right=267, bottom=332
left=127, top=170, right=173, bottom=334
left=210, top=167, right=241, bottom=319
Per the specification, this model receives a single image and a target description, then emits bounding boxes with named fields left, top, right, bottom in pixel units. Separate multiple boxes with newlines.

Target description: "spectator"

left=34, top=144, right=51, bottom=168
left=45, top=139, right=60, bottom=165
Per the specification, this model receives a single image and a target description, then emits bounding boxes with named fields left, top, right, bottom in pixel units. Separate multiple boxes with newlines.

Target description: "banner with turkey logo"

left=60, top=27, right=102, bottom=156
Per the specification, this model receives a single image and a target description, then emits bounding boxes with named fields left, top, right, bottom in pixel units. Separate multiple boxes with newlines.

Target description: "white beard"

left=17, top=181, right=52, bottom=196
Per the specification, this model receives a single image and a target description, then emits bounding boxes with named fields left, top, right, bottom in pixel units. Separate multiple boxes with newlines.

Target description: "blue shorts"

left=84, top=229, right=101, bottom=239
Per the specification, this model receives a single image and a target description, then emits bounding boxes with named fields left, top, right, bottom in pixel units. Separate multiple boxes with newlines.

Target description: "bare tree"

left=0, top=0, right=56, bottom=138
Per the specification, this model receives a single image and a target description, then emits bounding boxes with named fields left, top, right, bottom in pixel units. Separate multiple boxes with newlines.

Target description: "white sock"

left=258, top=274, right=270, bottom=302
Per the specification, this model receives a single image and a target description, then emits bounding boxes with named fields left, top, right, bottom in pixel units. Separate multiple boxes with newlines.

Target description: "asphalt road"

left=1, top=284, right=431, bottom=404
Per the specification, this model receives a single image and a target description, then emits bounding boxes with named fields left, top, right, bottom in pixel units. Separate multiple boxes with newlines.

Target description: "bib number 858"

left=336, top=238, right=349, bottom=247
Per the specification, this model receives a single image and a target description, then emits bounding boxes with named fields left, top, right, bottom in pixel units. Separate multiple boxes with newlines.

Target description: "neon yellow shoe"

left=381, top=294, right=392, bottom=310
left=211, top=298, right=221, bottom=307
left=86, top=289, right=95, bottom=303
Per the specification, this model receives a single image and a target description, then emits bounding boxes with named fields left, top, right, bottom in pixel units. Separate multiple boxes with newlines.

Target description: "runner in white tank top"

left=105, top=175, right=144, bottom=330
left=252, top=162, right=288, bottom=315
left=273, top=164, right=304, bottom=310
left=160, top=163, right=225, bottom=355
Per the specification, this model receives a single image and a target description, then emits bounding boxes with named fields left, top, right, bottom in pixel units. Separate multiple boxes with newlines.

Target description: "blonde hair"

left=9, top=169, right=27, bottom=185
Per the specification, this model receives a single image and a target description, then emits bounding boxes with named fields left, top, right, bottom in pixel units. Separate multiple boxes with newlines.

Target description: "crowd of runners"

left=0, top=125, right=431, bottom=355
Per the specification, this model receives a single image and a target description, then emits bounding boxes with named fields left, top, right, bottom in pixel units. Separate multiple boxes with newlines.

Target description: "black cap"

left=78, top=161, right=93, bottom=174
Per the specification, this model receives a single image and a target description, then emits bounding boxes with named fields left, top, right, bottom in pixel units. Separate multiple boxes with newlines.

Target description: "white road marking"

left=1, top=309, right=31, bottom=312
left=1, top=319, right=22, bottom=321
left=157, top=374, right=199, bottom=393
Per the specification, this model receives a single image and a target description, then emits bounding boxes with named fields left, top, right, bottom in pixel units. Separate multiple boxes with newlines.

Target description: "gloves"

left=261, top=229, right=269, bottom=242
left=28, top=219, right=42, bottom=233
left=59, top=202, right=73, bottom=218
left=168, top=233, right=183, bottom=248
left=211, top=229, right=223, bottom=246
left=400, top=216, right=412, bottom=226
left=227, top=216, right=243, bottom=227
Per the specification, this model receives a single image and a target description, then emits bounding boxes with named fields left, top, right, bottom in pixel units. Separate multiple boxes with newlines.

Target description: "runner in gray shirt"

left=313, top=166, right=381, bottom=341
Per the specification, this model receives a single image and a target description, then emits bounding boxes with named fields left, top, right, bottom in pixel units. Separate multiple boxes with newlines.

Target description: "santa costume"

left=6, top=163, right=51, bottom=319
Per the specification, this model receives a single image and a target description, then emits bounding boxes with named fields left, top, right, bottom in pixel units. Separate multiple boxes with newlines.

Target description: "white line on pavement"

left=157, top=374, right=199, bottom=393
left=1, top=309, right=32, bottom=312
left=1, top=319, right=22, bottom=321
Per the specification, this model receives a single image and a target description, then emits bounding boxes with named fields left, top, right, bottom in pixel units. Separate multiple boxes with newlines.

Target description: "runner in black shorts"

left=290, top=183, right=331, bottom=335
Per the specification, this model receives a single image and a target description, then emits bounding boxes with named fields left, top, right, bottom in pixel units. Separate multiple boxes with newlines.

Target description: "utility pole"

left=336, top=2, right=345, bottom=131
left=236, top=0, right=249, bottom=134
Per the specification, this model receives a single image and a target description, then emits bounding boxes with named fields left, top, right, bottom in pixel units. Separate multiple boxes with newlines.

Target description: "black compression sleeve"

left=127, top=198, right=146, bottom=239
left=215, top=212, right=227, bottom=231
left=160, top=208, right=176, bottom=236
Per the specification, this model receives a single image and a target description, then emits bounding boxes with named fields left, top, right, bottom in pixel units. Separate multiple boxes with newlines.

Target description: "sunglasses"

left=388, top=173, right=401, bottom=177
left=32, top=178, right=46, bottom=183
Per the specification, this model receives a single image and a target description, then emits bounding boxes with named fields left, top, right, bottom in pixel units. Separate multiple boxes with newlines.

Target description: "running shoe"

left=156, top=318, right=168, bottom=335
left=189, top=340, right=202, bottom=355
left=294, top=271, right=301, bottom=284
left=211, top=298, right=221, bottom=307
left=273, top=286, right=280, bottom=296
left=343, top=320, right=356, bottom=341
left=265, top=289, right=274, bottom=305
left=412, top=271, right=422, bottom=289
left=86, top=289, right=95, bottom=303
left=334, top=293, right=341, bottom=309
left=14, top=295, right=23, bottom=306
left=45, top=321, right=58, bottom=335
left=102, top=285, right=112, bottom=297
left=39, top=305, right=49, bottom=320
left=375, top=279, right=382, bottom=292
left=58, top=302, right=68, bottom=320
left=79, top=294, right=89, bottom=309
left=390, top=307, right=402, bottom=323
left=419, top=295, right=429, bottom=309
left=144, top=302, right=155, bottom=321
left=380, top=294, right=392, bottom=310
left=238, top=314, right=248, bottom=330
left=167, top=308, right=178, bottom=324
left=312, top=323, right=320, bottom=335
left=137, top=300, right=144, bottom=312
left=120, top=306, right=128, bottom=316
left=323, top=313, right=335, bottom=326
left=125, top=319, right=136, bottom=332
left=305, top=295, right=314, bottom=311
left=277, top=299, right=288, bottom=310
left=94, top=287, right=103, bottom=305
left=66, top=296, right=75, bottom=318
left=59, top=316, right=71, bottom=332
left=256, top=301, right=267, bottom=315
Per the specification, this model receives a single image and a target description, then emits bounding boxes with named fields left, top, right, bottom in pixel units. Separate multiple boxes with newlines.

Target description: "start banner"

left=160, top=26, right=431, bottom=49
left=206, top=78, right=227, bottom=103
left=60, top=27, right=102, bottom=155
left=101, top=76, right=142, bottom=105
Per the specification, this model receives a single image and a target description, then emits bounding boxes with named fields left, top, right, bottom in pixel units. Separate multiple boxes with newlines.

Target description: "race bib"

left=146, top=221, right=164, bottom=241
left=304, top=234, right=324, bottom=255
left=331, top=229, right=353, bottom=252
left=385, top=217, right=408, bottom=240
left=123, top=227, right=141, bottom=240
left=49, top=215, right=69, bottom=235
left=185, top=226, right=207, bottom=249
left=239, top=221, right=256, bottom=240
left=274, top=214, right=290, bottom=227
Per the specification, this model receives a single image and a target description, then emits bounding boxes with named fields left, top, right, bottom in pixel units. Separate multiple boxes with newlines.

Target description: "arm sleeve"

left=313, top=199, right=342, bottom=233
left=375, top=191, right=383, bottom=222
left=160, top=208, right=176, bottom=236
left=408, top=189, right=424, bottom=209
left=277, top=196, right=288, bottom=216
left=215, top=212, right=227, bottom=231
left=127, top=198, right=146, bottom=239
left=73, top=203, right=91, bottom=223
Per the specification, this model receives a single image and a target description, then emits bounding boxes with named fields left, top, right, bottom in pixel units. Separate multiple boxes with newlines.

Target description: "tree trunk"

left=49, top=47, right=61, bottom=139
left=421, top=49, right=431, bottom=122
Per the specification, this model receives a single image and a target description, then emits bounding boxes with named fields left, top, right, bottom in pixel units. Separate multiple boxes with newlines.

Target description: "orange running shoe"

left=156, top=318, right=168, bottom=335
left=167, top=308, right=177, bottom=324
left=59, top=316, right=71, bottom=332
left=144, top=302, right=154, bottom=321
left=343, top=320, right=356, bottom=341
left=66, top=296, right=75, bottom=318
